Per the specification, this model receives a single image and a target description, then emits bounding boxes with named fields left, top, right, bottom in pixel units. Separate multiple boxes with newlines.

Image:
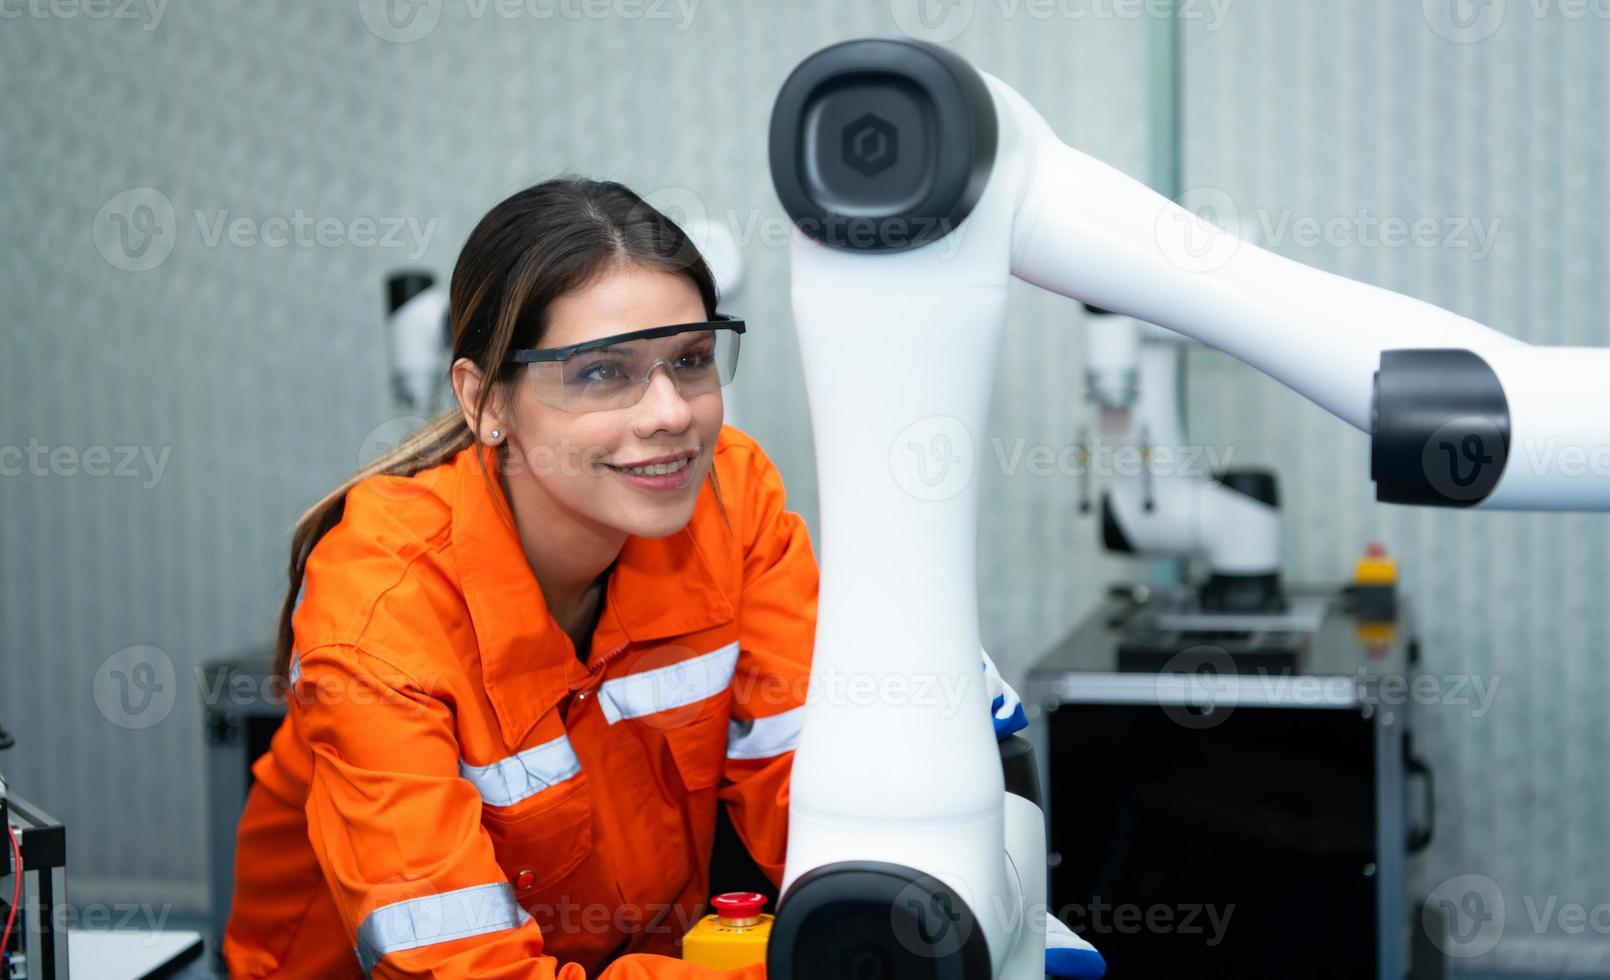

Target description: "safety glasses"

left=505, top=315, right=745, bottom=413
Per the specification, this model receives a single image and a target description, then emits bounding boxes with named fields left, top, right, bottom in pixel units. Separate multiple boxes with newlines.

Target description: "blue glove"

left=1046, top=912, right=1107, bottom=978
left=980, top=647, right=1028, bottom=740
left=978, top=651, right=1103, bottom=975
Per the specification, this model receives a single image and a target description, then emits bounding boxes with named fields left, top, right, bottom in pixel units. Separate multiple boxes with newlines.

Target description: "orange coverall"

left=223, top=424, right=815, bottom=979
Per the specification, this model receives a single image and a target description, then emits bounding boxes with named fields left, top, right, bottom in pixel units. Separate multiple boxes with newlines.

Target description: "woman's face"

left=497, top=261, right=723, bottom=540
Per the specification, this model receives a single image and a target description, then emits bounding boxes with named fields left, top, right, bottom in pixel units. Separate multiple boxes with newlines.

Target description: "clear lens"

left=526, top=328, right=740, bottom=412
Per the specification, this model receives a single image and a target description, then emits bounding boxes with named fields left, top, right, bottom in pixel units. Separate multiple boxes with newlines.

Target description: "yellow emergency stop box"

left=682, top=892, right=772, bottom=969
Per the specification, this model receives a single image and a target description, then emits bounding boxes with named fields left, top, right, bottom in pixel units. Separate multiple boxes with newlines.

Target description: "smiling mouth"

left=604, top=450, right=698, bottom=477
left=608, top=457, right=691, bottom=477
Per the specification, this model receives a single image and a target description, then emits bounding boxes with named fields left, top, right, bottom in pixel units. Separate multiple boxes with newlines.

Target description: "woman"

left=221, top=178, right=1032, bottom=979
left=224, top=177, right=811, bottom=979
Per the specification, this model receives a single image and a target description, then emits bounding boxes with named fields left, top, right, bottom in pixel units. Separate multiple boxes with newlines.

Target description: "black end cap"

left=1101, top=491, right=1136, bottom=553
left=1372, top=348, right=1510, bottom=507
left=769, top=38, right=997, bottom=253
left=1215, top=468, right=1279, bottom=508
left=1197, top=572, right=1287, bottom=614
left=999, top=733, right=1041, bottom=810
left=387, top=270, right=434, bottom=315
left=769, top=861, right=991, bottom=980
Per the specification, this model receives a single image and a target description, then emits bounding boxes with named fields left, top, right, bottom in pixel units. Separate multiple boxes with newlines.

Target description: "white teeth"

left=617, top=457, right=689, bottom=477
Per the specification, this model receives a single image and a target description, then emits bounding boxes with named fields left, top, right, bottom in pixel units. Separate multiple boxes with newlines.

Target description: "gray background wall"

left=1, top=0, right=1606, bottom=972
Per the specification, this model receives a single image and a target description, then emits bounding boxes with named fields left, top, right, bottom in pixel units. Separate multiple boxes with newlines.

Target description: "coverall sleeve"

left=718, top=444, right=818, bottom=888
left=292, top=643, right=765, bottom=980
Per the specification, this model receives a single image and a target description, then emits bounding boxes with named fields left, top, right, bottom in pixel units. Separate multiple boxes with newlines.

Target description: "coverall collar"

left=452, top=441, right=735, bottom=746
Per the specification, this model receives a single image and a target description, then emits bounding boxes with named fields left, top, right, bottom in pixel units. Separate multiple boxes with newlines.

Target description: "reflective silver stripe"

left=459, top=734, right=582, bottom=808
left=726, top=705, right=804, bottom=760
left=288, top=650, right=302, bottom=686
left=355, top=881, right=530, bottom=975
left=596, top=641, right=740, bottom=725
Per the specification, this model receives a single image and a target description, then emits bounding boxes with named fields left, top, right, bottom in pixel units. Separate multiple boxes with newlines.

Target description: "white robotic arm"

left=1004, top=81, right=1610, bottom=511
left=775, top=38, right=1610, bottom=514
left=763, top=37, right=1609, bottom=980
left=1087, top=309, right=1286, bottom=609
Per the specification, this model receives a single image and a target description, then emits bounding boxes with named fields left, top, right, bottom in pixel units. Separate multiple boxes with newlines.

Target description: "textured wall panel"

left=1181, top=2, right=1610, bottom=972
left=0, top=0, right=1145, bottom=911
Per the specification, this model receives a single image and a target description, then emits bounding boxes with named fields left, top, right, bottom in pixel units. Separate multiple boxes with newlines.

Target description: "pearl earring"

left=490, top=429, right=501, bottom=440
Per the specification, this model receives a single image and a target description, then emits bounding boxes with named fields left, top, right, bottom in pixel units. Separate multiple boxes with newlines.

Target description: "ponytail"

left=272, top=411, right=473, bottom=680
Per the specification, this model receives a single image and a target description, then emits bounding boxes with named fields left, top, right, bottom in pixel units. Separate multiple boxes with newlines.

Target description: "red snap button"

left=515, top=869, right=536, bottom=890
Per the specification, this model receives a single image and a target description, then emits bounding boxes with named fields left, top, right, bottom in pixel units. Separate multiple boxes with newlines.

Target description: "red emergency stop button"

left=711, top=892, right=767, bottom=926
left=515, top=869, right=536, bottom=891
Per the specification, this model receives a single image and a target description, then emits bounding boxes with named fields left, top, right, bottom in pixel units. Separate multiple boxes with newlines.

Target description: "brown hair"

left=272, top=177, right=729, bottom=681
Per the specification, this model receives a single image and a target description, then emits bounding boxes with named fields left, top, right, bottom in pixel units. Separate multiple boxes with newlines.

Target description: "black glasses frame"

left=505, top=314, right=745, bottom=364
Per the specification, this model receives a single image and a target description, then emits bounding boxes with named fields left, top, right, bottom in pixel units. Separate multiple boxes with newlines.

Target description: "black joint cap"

left=998, top=733, right=1041, bottom=809
left=387, top=270, right=435, bottom=315
left=1216, top=468, right=1279, bottom=508
left=769, top=38, right=997, bottom=253
left=1372, top=348, right=1510, bottom=507
left=1101, top=492, right=1135, bottom=553
left=1198, top=572, right=1287, bottom=614
left=769, top=861, right=990, bottom=980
